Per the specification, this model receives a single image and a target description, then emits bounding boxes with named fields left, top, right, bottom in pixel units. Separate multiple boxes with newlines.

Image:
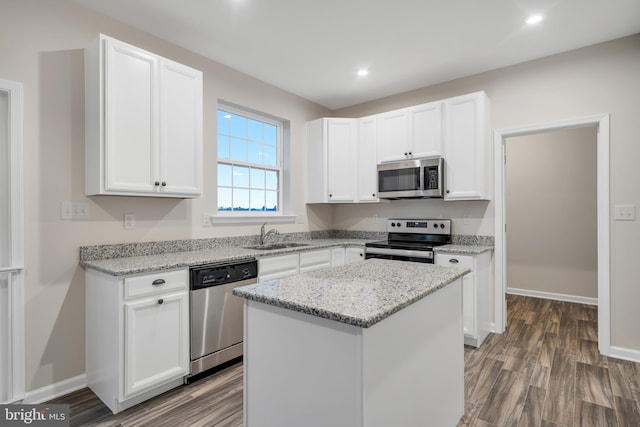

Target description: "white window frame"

left=212, top=103, right=295, bottom=224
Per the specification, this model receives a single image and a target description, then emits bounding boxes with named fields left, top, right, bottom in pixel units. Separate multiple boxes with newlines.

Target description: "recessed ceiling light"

left=357, top=69, right=369, bottom=77
left=526, top=14, right=543, bottom=25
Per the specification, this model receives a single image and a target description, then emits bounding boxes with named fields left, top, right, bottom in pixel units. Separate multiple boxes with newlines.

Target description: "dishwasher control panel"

left=190, top=259, right=258, bottom=290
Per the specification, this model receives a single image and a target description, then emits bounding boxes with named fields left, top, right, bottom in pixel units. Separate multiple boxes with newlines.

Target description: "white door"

left=326, top=119, right=357, bottom=202
left=376, top=109, right=409, bottom=163
left=124, top=292, right=189, bottom=398
left=409, top=101, right=442, bottom=158
left=357, top=116, right=379, bottom=202
left=104, top=38, right=158, bottom=193
left=159, top=59, right=203, bottom=196
left=0, top=79, right=25, bottom=404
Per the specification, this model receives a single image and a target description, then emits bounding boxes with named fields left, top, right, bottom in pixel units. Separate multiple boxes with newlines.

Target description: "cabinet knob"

left=449, top=259, right=459, bottom=264
left=408, top=152, right=412, bottom=155
left=161, top=181, right=167, bottom=187
left=154, top=181, right=160, bottom=186
left=158, top=298, right=164, bottom=305
left=152, top=279, right=166, bottom=286
left=404, top=152, right=408, bottom=156
left=446, top=190, right=450, bottom=194
left=372, top=193, right=376, bottom=197
left=359, top=253, right=363, bottom=257
left=329, top=194, right=333, bottom=198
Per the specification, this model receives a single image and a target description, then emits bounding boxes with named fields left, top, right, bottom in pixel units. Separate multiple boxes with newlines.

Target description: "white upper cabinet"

left=409, top=101, right=443, bottom=159
left=307, top=118, right=358, bottom=203
left=376, top=101, right=443, bottom=163
left=376, top=108, right=409, bottom=163
left=443, top=92, right=491, bottom=200
left=85, top=34, right=203, bottom=197
left=357, top=116, right=379, bottom=202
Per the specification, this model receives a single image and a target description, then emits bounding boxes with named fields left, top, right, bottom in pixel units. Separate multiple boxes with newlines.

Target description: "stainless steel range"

left=365, top=219, right=452, bottom=263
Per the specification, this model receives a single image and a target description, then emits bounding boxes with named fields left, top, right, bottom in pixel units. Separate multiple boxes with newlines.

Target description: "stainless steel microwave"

left=377, top=157, right=444, bottom=199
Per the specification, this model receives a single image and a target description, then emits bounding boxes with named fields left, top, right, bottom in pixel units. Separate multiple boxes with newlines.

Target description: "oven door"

left=364, top=247, right=434, bottom=263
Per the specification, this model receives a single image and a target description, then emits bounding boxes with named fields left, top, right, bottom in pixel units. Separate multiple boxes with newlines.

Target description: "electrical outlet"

left=202, top=213, right=211, bottom=227
left=123, top=213, right=135, bottom=229
left=614, top=204, right=636, bottom=221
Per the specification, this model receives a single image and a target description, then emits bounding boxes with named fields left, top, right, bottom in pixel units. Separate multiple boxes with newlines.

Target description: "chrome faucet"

left=260, top=222, right=280, bottom=246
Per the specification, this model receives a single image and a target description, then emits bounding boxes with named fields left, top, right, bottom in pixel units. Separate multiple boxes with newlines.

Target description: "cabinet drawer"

left=436, top=254, right=473, bottom=270
left=124, top=269, right=188, bottom=300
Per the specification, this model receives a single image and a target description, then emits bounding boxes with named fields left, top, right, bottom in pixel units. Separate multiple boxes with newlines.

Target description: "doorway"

left=494, top=114, right=610, bottom=355
left=0, top=79, right=25, bottom=403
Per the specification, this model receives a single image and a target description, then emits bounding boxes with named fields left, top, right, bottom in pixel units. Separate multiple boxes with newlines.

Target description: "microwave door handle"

left=420, top=165, right=425, bottom=192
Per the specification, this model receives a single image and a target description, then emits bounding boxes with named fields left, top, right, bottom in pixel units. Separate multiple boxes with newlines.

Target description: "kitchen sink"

left=244, top=242, right=310, bottom=250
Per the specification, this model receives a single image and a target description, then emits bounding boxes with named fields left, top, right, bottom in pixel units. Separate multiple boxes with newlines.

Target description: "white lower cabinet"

left=299, top=249, right=331, bottom=273
left=346, top=247, right=365, bottom=264
left=436, top=251, right=492, bottom=347
left=86, top=268, right=189, bottom=414
left=258, top=246, right=365, bottom=282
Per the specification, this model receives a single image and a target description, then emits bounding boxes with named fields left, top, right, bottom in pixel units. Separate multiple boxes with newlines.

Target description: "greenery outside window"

left=217, top=105, right=283, bottom=215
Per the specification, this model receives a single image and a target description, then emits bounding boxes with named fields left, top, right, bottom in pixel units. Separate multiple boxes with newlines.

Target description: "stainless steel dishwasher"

left=189, top=258, right=257, bottom=377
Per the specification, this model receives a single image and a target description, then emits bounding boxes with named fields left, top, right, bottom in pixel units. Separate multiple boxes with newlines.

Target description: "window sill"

left=208, top=214, right=298, bottom=225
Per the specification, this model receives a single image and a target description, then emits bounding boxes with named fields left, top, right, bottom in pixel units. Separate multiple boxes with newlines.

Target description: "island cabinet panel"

left=242, top=279, right=464, bottom=427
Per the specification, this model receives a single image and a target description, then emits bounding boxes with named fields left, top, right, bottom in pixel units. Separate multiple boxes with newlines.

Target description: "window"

left=217, top=105, right=282, bottom=214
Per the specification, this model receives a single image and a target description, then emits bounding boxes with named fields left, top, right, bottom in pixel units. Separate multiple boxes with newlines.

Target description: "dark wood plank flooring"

left=49, top=295, right=640, bottom=426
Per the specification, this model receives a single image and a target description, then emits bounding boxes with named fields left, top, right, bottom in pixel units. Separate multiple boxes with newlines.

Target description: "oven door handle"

left=365, top=247, right=433, bottom=259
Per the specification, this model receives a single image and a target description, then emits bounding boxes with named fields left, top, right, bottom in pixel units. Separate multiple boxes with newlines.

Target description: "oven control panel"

left=386, top=219, right=451, bottom=234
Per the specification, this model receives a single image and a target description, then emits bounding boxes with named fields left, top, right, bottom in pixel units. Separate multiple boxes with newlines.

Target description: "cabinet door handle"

left=154, top=181, right=160, bottom=186
left=372, top=193, right=376, bottom=197
left=158, top=298, right=164, bottom=305
left=329, top=194, right=333, bottom=198
left=161, top=181, right=167, bottom=187
left=449, top=259, right=459, bottom=264
left=408, top=152, right=412, bottom=155
left=404, top=152, right=408, bottom=156
left=152, top=279, right=166, bottom=286
left=446, top=190, right=450, bottom=194
left=359, top=253, right=363, bottom=257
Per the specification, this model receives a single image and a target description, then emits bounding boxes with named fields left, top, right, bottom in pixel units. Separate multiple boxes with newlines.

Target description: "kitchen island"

left=233, top=258, right=469, bottom=427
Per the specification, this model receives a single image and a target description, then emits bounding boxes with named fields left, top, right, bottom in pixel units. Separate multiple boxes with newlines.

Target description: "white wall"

left=505, top=127, right=598, bottom=299
left=335, top=34, right=640, bottom=352
left=0, top=0, right=332, bottom=392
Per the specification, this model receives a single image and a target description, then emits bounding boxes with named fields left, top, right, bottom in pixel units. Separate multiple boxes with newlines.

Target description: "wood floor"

left=49, top=295, right=640, bottom=427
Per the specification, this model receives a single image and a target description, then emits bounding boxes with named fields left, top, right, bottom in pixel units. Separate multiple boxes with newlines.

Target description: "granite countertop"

left=81, top=238, right=374, bottom=276
left=434, top=244, right=494, bottom=255
left=233, top=258, right=470, bottom=328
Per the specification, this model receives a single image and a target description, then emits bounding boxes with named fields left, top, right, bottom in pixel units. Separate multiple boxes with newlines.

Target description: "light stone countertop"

left=80, top=239, right=374, bottom=276
left=233, top=258, right=470, bottom=328
left=434, top=244, right=494, bottom=255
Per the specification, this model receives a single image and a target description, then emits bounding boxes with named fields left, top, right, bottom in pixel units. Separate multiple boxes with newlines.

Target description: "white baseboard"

left=609, top=346, right=640, bottom=363
left=21, top=374, right=87, bottom=404
left=506, top=287, right=598, bottom=306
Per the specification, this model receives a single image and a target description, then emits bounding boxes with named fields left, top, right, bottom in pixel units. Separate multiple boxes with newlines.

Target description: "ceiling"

left=71, top=0, right=640, bottom=110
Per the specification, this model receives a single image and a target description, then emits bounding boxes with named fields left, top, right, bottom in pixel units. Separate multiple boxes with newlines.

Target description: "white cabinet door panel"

left=159, top=60, right=202, bottom=195
left=124, top=291, right=189, bottom=398
left=409, top=101, right=442, bottom=158
left=105, top=39, right=157, bottom=193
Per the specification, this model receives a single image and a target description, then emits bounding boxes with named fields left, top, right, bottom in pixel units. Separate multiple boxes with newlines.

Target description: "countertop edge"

left=233, top=264, right=470, bottom=328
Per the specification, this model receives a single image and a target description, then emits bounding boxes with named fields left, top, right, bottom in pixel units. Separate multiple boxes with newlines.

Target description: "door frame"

left=0, top=78, right=25, bottom=403
left=493, top=113, right=610, bottom=355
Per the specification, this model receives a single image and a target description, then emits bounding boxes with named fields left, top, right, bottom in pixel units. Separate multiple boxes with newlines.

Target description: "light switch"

left=614, top=204, right=636, bottom=221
